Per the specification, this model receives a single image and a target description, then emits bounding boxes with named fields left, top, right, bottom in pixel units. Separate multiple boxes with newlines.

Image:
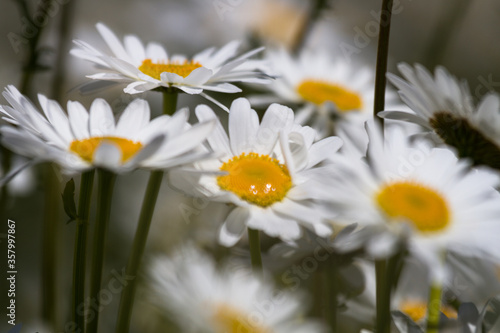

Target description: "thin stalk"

left=51, top=0, right=77, bottom=100
left=426, top=283, right=442, bottom=333
left=86, top=169, right=116, bottom=333
left=41, top=164, right=60, bottom=330
left=115, top=91, right=177, bottom=333
left=375, top=259, right=390, bottom=333
left=72, top=169, right=95, bottom=333
left=163, top=89, right=178, bottom=116
left=324, top=255, right=338, bottom=332
left=114, top=170, right=163, bottom=333
left=292, top=0, right=329, bottom=54
left=247, top=228, right=263, bottom=272
left=373, top=0, right=394, bottom=127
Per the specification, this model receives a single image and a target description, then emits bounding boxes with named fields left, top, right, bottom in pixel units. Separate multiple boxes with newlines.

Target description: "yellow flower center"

left=69, top=137, right=143, bottom=163
left=296, top=80, right=362, bottom=111
left=376, top=181, right=450, bottom=233
left=217, top=153, right=292, bottom=207
left=138, top=59, right=202, bottom=80
left=400, top=300, right=457, bottom=322
left=212, top=304, right=270, bottom=333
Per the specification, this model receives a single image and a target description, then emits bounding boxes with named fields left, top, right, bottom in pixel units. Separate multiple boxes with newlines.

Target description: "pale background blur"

left=1, top=0, right=500, bottom=331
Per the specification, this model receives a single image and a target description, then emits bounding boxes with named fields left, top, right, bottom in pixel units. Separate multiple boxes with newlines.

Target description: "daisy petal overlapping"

left=328, top=121, right=500, bottom=272
left=170, top=98, right=342, bottom=246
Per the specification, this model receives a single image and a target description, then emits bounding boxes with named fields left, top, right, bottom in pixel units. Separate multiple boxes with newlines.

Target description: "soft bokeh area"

left=1, top=0, right=500, bottom=332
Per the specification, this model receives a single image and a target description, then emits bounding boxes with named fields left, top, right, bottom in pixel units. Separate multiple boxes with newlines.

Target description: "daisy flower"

left=149, top=245, right=326, bottom=333
left=252, top=49, right=397, bottom=138
left=0, top=85, right=215, bottom=174
left=70, top=23, right=271, bottom=109
left=380, top=63, right=500, bottom=170
left=169, top=98, right=342, bottom=246
left=328, top=121, right=500, bottom=272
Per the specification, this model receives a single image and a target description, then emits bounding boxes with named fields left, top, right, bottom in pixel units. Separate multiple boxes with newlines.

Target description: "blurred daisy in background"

left=170, top=98, right=342, bottom=246
left=149, top=245, right=326, bottom=333
left=70, top=23, right=271, bottom=109
left=251, top=49, right=398, bottom=138
left=0, top=85, right=215, bottom=174
left=380, top=63, right=500, bottom=171
left=327, top=121, right=500, bottom=275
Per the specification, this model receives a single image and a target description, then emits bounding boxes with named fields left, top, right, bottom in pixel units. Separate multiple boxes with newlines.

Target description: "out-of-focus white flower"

left=149, top=245, right=326, bottom=333
left=170, top=98, right=342, bottom=246
left=252, top=49, right=399, bottom=138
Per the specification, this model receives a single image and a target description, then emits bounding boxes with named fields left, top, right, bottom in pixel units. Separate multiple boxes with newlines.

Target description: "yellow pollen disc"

left=376, top=181, right=450, bottom=233
left=217, top=153, right=292, bottom=207
left=212, top=304, right=270, bottom=333
left=138, top=59, right=202, bottom=80
left=69, top=137, right=143, bottom=163
left=400, top=300, right=457, bottom=322
left=296, top=79, right=362, bottom=111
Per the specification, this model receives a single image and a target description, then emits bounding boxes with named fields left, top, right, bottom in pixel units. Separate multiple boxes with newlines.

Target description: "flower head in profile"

left=0, top=85, right=214, bottom=174
left=380, top=63, right=500, bottom=170
left=149, top=246, right=326, bottom=333
left=252, top=49, right=397, bottom=138
left=328, top=121, right=500, bottom=271
left=170, top=98, right=342, bottom=246
left=71, top=23, right=271, bottom=110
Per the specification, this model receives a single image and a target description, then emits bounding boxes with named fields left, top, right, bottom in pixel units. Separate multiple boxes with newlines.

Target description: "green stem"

left=114, top=170, right=163, bottom=333
left=72, top=169, right=95, bottom=333
left=42, top=164, right=60, bottom=330
left=373, top=0, right=394, bottom=127
left=162, top=89, right=178, bottom=116
left=426, top=283, right=442, bottom=333
left=375, top=259, right=390, bottom=333
left=292, top=0, right=328, bottom=54
left=248, top=228, right=263, bottom=272
left=324, top=255, right=338, bottom=333
left=86, top=169, right=116, bottom=333
left=115, top=90, right=177, bottom=333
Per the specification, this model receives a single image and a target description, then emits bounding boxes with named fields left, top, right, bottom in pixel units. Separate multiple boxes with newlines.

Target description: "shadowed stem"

left=248, top=228, right=263, bottom=272
left=292, top=0, right=329, bottom=54
left=42, top=164, right=61, bottom=330
left=72, top=170, right=95, bottom=333
left=373, top=0, right=394, bottom=127
left=375, top=259, right=390, bottom=333
left=324, top=255, right=339, bottom=332
left=86, top=169, right=116, bottom=333
left=115, top=91, right=177, bottom=333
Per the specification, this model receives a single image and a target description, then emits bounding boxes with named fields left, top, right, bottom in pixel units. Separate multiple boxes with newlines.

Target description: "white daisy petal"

left=228, top=98, right=259, bottom=155
left=219, top=207, right=249, bottom=247
left=93, top=141, right=122, bottom=169
left=89, top=98, right=115, bottom=136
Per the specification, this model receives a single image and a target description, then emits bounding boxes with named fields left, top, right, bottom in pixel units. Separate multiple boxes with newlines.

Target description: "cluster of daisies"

left=2, top=22, right=500, bottom=332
